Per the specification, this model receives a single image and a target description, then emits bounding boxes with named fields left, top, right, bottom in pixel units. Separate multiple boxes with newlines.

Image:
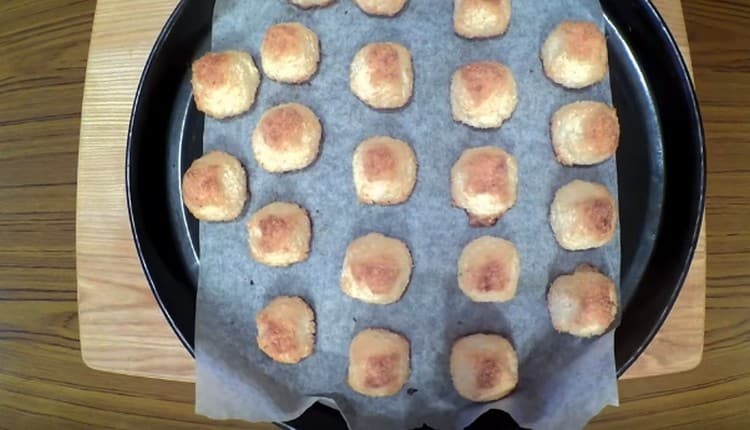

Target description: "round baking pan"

left=126, top=0, right=704, bottom=428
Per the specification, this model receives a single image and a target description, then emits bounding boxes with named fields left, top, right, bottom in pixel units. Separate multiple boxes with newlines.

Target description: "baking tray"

left=126, top=0, right=705, bottom=428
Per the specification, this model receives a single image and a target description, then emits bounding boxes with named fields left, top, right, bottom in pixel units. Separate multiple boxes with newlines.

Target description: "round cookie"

left=289, top=0, right=335, bottom=8
left=551, top=101, right=620, bottom=166
left=454, top=0, right=512, bottom=39
left=247, top=202, right=312, bottom=267
left=353, top=136, right=417, bottom=205
left=451, top=146, right=518, bottom=227
left=451, top=61, right=518, bottom=129
left=541, top=21, right=608, bottom=89
left=182, top=151, right=248, bottom=222
left=252, top=103, right=322, bottom=173
left=340, top=233, right=412, bottom=305
left=191, top=50, right=260, bottom=119
left=348, top=329, right=410, bottom=397
left=450, top=333, right=518, bottom=402
left=261, top=22, right=320, bottom=84
left=549, top=180, right=617, bottom=250
left=547, top=265, right=617, bottom=337
left=350, top=42, right=414, bottom=109
left=458, top=236, right=520, bottom=303
left=256, top=296, right=316, bottom=364
left=354, top=0, right=408, bottom=16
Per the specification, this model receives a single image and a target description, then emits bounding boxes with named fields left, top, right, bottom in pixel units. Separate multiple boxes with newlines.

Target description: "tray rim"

left=125, top=0, right=705, bottom=381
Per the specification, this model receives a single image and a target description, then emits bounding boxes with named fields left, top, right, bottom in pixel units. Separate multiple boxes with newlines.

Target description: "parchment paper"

left=195, top=1, right=621, bottom=429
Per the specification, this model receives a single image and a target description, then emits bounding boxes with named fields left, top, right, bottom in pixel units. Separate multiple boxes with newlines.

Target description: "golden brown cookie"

left=451, top=61, right=518, bottom=129
left=458, top=236, right=520, bottom=302
left=454, top=0, right=512, bottom=39
left=354, top=0, right=408, bottom=16
left=182, top=151, right=248, bottom=222
left=353, top=136, right=417, bottom=205
left=451, top=146, right=518, bottom=227
left=541, top=21, right=608, bottom=89
left=247, top=202, right=312, bottom=267
left=547, top=265, right=617, bottom=337
left=348, top=328, right=410, bottom=397
left=551, top=101, right=620, bottom=166
left=252, top=103, right=322, bottom=173
left=289, top=0, right=335, bottom=8
left=340, top=233, right=412, bottom=304
left=256, top=296, right=316, bottom=364
left=550, top=180, right=617, bottom=250
left=450, top=333, right=518, bottom=402
left=191, top=50, right=260, bottom=119
left=261, top=22, right=320, bottom=84
left=350, top=42, right=414, bottom=109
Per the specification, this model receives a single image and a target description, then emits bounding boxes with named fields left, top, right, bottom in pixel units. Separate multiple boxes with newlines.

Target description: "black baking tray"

left=126, top=0, right=705, bottom=428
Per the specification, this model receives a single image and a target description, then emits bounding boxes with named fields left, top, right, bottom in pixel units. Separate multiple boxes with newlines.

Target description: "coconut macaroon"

left=348, top=329, right=410, bottom=397
left=541, top=21, right=608, bottom=89
left=261, top=22, right=320, bottom=84
left=550, top=180, right=617, bottom=251
left=353, top=136, right=417, bottom=205
left=288, top=0, right=335, bottom=9
left=451, top=146, right=518, bottom=227
left=454, top=0, right=512, bottom=39
left=548, top=265, right=617, bottom=338
left=252, top=103, right=322, bottom=173
left=451, top=61, right=518, bottom=129
left=182, top=151, right=248, bottom=222
left=450, top=333, right=518, bottom=402
left=247, top=202, right=312, bottom=267
left=354, top=0, right=408, bottom=16
left=191, top=50, right=260, bottom=119
left=350, top=42, right=414, bottom=109
left=551, top=101, right=620, bottom=166
left=458, top=236, right=520, bottom=303
left=340, top=233, right=412, bottom=305
left=256, top=296, right=316, bottom=364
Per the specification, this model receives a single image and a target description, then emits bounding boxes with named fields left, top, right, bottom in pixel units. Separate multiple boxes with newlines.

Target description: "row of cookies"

left=256, top=295, right=519, bottom=401
left=191, top=18, right=614, bottom=119
left=180, top=153, right=617, bottom=316
left=292, top=0, right=607, bottom=94
left=341, top=232, right=617, bottom=337
left=191, top=21, right=317, bottom=121
left=181, top=155, right=617, bottom=332
left=179, top=153, right=604, bottom=304
left=254, top=263, right=617, bottom=401
left=533, top=9, right=621, bottom=345
left=291, top=0, right=407, bottom=16
left=450, top=2, right=621, bottom=358
left=190, top=99, right=617, bottom=214
left=182, top=148, right=617, bottom=250
left=289, top=0, right=526, bottom=49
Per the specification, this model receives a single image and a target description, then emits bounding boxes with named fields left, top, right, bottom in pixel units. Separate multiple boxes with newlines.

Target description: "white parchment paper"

left=195, top=1, right=620, bottom=429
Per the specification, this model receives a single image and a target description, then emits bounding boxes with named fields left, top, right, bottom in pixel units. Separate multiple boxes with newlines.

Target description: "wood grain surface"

left=0, top=0, right=747, bottom=428
left=76, top=0, right=196, bottom=382
left=75, top=0, right=703, bottom=381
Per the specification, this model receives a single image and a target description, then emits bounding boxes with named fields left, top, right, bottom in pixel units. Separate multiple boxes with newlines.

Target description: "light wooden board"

left=76, top=0, right=705, bottom=382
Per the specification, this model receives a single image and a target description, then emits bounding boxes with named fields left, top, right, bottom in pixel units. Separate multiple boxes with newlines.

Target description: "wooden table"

left=1, top=0, right=748, bottom=428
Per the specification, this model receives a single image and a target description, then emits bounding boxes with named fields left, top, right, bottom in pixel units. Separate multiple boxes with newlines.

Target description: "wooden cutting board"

left=76, top=0, right=705, bottom=382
